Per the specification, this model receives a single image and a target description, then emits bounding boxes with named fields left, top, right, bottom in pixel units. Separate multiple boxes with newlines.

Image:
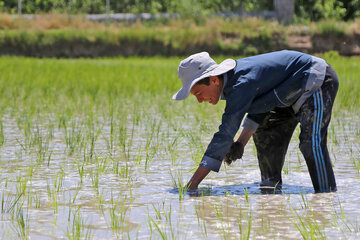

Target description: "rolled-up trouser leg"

left=253, top=108, right=298, bottom=185
left=298, top=64, right=338, bottom=192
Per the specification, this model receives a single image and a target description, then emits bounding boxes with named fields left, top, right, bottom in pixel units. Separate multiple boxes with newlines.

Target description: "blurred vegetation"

left=0, top=0, right=359, bottom=21
left=0, top=0, right=273, bottom=14
left=0, top=14, right=359, bottom=57
left=295, top=0, right=360, bottom=21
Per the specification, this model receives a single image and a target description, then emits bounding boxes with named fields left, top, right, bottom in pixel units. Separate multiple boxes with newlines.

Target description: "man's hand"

left=224, top=141, right=244, bottom=165
left=224, top=127, right=254, bottom=165
left=186, top=166, right=210, bottom=190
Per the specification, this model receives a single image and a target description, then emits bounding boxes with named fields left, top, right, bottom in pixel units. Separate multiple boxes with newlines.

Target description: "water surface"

left=0, top=112, right=359, bottom=239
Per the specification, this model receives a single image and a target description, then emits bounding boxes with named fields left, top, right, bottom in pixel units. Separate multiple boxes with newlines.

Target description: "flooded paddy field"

left=0, top=56, right=359, bottom=239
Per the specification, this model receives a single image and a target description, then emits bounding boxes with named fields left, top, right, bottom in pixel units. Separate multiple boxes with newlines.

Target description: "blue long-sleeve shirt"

left=199, top=50, right=327, bottom=172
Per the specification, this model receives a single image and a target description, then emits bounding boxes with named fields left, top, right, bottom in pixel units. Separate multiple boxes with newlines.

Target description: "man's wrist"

left=187, top=166, right=211, bottom=190
left=187, top=181, right=199, bottom=190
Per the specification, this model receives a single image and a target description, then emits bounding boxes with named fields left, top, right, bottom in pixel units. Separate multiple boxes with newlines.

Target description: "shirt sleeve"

left=200, top=80, right=255, bottom=172
left=242, top=113, right=268, bottom=131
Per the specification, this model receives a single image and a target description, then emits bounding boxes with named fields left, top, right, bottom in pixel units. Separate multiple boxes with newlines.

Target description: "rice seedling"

left=15, top=175, right=27, bottom=197
left=148, top=203, right=176, bottom=240
left=54, top=168, right=65, bottom=192
left=244, top=186, right=249, bottom=203
left=64, top=121, right=84, bottom=156
left=90, top=169, right=100, bottom=192
left=329, top=198, right=352, bottom=236
left=233, top=197, right=252, bottom=240
left=103, top=116, right=115, bottom=156
left=169, top=169, right=188, bottom=200
left=77, top=162, right=85, bottom=184
left=209, top=202, right=231, bottom=238
left=194, top=203, right=208, bottom=238
left=148, top=217, right=168, bottom=240
left=118, top=161, right=130, bottom=179
left=191, top=146, right=205, bottom=168
left=118, top=122, right=128, bottom=157
left=12, top=205, right=29, bottom=240
left=108, top=195, right=129, bottom=238
left=166, top=134, right=181, bottom=166
left=1, top=191, right=24, bottom=214
left=291, top=209, right=327, bottom=240
left=96, top=190, right=104, bottom=213
left=349, top=145, right=360, bottom=174
left=135, top=146, right=143, bottom=165
left=66, top=207, right=92, bottom=240
left=27, top=192, right=41, bottom=209
left=46, top=181, right=58, bottom=214
left=152, top=201, right=166, bottom=221
left=0, top=118, right=5, bottom=146
left=201, top=198, right=254, bottom=240
left=127, top=178, right=133, bottom=203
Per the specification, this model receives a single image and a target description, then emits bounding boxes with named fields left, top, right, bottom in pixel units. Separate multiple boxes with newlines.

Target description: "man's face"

left=190, top=76, right=223, bottom=105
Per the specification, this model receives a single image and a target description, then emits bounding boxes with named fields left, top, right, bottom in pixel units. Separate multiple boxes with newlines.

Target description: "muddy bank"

left=288, top=34, right=360, bottom=56
left=0, top=29, right=359, bottom=57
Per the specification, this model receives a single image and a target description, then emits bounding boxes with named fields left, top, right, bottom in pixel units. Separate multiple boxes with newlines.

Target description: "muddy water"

left=0, top=112, right=359, bottom=239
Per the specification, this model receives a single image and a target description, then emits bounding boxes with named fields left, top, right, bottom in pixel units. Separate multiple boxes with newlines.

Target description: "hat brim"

left=172, top=58, right=236, bottom=100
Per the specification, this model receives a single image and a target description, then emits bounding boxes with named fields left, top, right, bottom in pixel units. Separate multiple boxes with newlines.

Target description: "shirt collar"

left=220, top=73, right=227, bottom=100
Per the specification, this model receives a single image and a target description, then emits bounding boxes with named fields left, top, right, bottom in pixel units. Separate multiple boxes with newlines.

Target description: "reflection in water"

left=170, top=182, right=314, bottom=197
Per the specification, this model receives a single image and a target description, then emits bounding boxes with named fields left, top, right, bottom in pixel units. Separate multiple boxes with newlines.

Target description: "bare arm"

left=186, top=166, right=211, bottom=190
left=224, top=127, right=255, bottom=164
left=187, top=128, right=255, bottom=190
left=236, top=127, right=255, bottom=146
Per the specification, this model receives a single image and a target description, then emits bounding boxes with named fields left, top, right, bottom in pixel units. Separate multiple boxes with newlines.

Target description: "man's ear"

left=209, top=76, right=219, bottom=86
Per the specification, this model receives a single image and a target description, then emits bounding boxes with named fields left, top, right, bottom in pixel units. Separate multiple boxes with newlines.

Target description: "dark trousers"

left=253, top=65, right=339, bottom=192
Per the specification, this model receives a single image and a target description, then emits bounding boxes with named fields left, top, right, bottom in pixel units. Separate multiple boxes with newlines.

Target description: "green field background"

left=0, top=55, right=358, bottom=116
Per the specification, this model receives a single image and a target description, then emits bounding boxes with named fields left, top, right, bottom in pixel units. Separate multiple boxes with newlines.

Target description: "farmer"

left=172, top=50, right=338, bottom=193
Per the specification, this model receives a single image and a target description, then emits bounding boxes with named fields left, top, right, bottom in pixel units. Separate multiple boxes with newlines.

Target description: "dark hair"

left=196, top=75, right=224, bottom=86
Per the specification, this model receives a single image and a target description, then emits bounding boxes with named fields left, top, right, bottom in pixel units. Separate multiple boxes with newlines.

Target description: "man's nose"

left=197, top=96, right=203, bottom=103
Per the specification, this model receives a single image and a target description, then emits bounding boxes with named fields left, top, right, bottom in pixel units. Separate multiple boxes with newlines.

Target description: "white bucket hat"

left=172, top=52, right=236, bottom=100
